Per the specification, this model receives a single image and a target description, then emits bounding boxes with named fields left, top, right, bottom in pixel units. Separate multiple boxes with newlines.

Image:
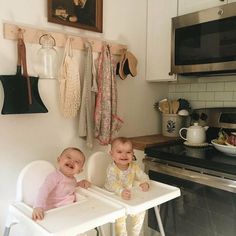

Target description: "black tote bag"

left=0, top=32, right=48, bottom=114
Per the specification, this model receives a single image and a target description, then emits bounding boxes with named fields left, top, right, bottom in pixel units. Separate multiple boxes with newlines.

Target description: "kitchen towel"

left=78, top=42, right=97, bottom=148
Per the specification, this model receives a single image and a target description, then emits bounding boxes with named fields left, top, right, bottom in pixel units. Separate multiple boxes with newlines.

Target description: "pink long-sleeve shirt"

left=34, top=170, right=77, bottom=210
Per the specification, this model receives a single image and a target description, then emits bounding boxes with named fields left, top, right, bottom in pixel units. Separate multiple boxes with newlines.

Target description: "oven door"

left=148, top=170, right=236, bottom=236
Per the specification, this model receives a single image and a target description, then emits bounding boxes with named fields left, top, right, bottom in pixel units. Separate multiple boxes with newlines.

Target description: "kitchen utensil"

left=179, top=122, right=208, bottom=144
left=0, top=29, right=48, bottom=114
left=158, top=101, right=164, bottom=113
left=172, top=100, right=179, bottom=114
left=162, top=100, right=170, bottom=114
left=211, top=139, right=236, bottom=157
left=169, top=100, right=173, bottom=114
left=159, top=99, right=169, bottom=114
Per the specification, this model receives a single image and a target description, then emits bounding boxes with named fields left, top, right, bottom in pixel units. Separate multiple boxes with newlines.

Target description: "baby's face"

left=58, top=149, right=84, bottom=177
left=111, top=141, right=134, bottom=169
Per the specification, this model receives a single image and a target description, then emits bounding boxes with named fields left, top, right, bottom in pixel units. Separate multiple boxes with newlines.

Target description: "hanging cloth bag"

left=58, top=38, right=81, bottom=118
left=0, top=30, right=48, bottom=114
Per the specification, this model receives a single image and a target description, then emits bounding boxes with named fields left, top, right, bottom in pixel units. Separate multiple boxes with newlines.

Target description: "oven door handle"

left=145, top=162, right=236, bottom=193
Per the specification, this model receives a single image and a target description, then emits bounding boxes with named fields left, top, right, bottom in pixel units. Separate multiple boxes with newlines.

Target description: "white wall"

left=0, top=0, right=169, bottom=234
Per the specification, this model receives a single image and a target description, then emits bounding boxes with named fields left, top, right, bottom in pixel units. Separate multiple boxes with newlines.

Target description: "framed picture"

left=47, top=0, right=103, bottom=33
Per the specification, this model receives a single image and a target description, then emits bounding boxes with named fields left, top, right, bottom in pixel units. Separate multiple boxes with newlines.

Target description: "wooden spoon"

left=172, top=100, right=179, bottom=114
left=162, top=100, right=170, bottom=114
left=159, top=101, right=169, bottom=114
left=169, top=100, right=173, bottom=114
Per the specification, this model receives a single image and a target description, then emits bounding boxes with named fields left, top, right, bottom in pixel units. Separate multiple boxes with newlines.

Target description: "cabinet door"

left=146, top=0, right=177, bottom=82
left=178, top=0, right=227, bottom=15
left=228, top=0, right=236, bottom=3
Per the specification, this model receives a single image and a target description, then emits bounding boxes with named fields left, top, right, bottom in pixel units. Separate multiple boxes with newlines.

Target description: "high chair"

left=86, top=151, right=112, bottom=188
left=3, top=160, right=125, bottom=236
left=86, top=151, right=181, bottom=236
left=4, top=160, right=55, bottom=236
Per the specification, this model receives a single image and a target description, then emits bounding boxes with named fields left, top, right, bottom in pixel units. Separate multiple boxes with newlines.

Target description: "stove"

left=144, top=108, right=236, bottom=236
left=145, top=107, right=236, bottom=184
left=145, top=142, right=236, bottom=179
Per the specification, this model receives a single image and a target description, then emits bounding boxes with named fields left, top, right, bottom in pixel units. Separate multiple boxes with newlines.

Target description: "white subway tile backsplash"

left=225, top=82, right=236, bottom=91
left=206, top=101, right=224, bottom=107
left=168, top=93, right=177, bottom=100
left=183, top=92, right=198, bottom=100
left=198, top=76, right=236, bottom=83
left=224, top=101, right=236, bottom=107
left=215, top=92, right=233, bottom=101
left=190, top=101, right=206, bottom=109
left=190, top=83, right=206, bottom=92
left=168, top=84, right=176, bottom=93
left=167, top=77, right=236, bottom=109
left=175, top=84, right=191, bottom=92
left=198, top=92, right=214, bottom=101
left=206, top=82, right=224, bottom=91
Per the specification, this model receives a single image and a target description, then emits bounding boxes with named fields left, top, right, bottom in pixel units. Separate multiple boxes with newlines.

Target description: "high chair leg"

left=3, top=227, right=11, bottom=236
left=3, top=223, right=17, bottom=236
left=154, top=206, right=165, bottom=236
left=110, top=223, right=115, bottom=236
left=3, top=210, right=18, bottom=236
left=98, top=226, right=105, bottom=236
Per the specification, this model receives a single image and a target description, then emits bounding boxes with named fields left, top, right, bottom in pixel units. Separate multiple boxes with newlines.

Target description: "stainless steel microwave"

left=171, top=2, right=236, bottom=76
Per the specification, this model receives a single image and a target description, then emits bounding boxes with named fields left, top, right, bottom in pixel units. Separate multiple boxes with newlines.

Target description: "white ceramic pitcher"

left=179, top=122, right=208, bottom=144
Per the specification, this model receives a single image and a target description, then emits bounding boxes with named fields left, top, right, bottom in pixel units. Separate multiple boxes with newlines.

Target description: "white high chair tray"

left=89, top=180, right=181, bottom=215
left=10, top=188, right=125, bottom=236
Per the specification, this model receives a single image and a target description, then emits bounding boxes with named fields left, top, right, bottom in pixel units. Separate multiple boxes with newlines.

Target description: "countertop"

left=128, top=134, right=181, bottom=151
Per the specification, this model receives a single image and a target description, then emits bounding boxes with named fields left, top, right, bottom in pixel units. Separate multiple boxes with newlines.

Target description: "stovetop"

left=144, top=142, right=236, bottom=176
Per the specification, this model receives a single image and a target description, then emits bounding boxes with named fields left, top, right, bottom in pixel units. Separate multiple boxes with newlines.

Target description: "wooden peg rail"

left=3, top=23, right=127, bottom=55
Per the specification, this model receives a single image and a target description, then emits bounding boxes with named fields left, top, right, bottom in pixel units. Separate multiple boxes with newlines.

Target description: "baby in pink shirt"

left=32, top=147, right=91, bottom=221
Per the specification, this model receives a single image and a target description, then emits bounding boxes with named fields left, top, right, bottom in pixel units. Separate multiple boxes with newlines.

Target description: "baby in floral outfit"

left=104, top=137, right=150, bottom=236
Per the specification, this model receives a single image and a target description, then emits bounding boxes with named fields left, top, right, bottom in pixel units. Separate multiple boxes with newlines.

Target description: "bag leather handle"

left=17, top=30, right=32, bottom=105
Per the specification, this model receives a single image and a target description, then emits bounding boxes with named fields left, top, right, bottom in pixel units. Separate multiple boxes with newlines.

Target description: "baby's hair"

left=111, top=137, right=133, bottom=149
left=61, top=147, right=86, bottom=163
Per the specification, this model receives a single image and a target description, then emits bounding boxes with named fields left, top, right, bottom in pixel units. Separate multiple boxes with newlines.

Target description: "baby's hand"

left=121, top=189, right=131, bottom=200
left=32, top=207, right=44, bottom=221
left=77, top=179, right=91, bottom=189
left=140, top=182, right=149, bottom=192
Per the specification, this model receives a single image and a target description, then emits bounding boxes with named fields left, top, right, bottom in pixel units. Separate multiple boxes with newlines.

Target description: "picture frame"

left=47, top=0, right=103, bottom=33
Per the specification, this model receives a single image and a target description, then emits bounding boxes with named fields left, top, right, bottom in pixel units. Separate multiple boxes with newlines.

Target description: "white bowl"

left=211, top=139, right=236, bottom=157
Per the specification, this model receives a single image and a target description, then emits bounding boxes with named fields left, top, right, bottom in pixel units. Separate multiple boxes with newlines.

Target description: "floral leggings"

left=115, top=211, right=146, bottom=236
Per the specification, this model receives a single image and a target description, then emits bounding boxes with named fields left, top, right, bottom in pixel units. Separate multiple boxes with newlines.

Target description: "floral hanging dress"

left=94, top=44, right=123, bottom=145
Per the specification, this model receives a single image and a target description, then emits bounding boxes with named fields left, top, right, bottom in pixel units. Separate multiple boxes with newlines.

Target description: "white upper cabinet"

left=178, top=0, right=227, bottom=15
left=228, top=0, right=236, bottom=3
left=146, top=0, right=177, bottom=82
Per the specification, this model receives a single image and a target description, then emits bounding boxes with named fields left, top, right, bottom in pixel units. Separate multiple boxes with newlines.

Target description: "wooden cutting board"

left=129, top=134, right=181, bottom=150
